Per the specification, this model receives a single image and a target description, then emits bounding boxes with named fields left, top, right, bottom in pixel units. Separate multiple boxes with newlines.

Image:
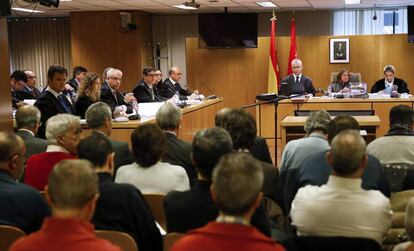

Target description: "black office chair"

left=281, top=236, right=382, bottom=251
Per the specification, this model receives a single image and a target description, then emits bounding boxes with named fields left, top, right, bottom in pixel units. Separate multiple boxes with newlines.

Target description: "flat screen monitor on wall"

left=0, top=0, right=11, bottom=17
left=409, top=6, right=414, bottom=43
left=198, top=13, right=258, bottom=48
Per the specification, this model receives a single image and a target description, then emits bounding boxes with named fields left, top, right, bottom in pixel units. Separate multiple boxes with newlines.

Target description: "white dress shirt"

left=291, top=175, right=392, bottom=243
left=115, top=161, right=190, bottom=194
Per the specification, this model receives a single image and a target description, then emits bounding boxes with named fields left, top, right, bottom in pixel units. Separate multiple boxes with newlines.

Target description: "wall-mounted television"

left=408, top=6, right=414, bottom=43
left=198, top=13, right=258, bottom=48
left=0, top=0, right=11, bottom=17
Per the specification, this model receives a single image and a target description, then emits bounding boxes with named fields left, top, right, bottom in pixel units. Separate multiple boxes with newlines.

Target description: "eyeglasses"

left=292, top=66, right=302, bottom=69
left=28, top=76, right=37, bottom=79
left=109, top=77, right=122, bottom=81
left=146, top=74, right=157, bottom=77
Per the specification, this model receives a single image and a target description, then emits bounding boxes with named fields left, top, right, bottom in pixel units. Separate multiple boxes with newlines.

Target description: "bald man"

left=158, top=66, right=198, bottom=100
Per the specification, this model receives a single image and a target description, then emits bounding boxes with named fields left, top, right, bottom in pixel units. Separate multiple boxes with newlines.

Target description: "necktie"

left=150, top=88, right=155, bottom=100
left=58, top=94, right=71, bottom=113
left=31, top=90, right=36, bottom=97
left=112, top=90, right=118, bottom=104
left=295, top=76, right=300, bottom=84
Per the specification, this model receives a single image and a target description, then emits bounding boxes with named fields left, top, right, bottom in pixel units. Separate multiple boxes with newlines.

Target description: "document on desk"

left=138, top=102, right=165, bottom=118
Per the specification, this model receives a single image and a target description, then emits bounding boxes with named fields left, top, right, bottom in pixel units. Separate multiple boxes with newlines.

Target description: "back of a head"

left=304, top=110, right=331, bottom=135
left=85, top=102, right=112, bottom=129
left=389, top=105, right=414, bottom=129
left=405, top=197, right=414, bottom=240
left=46, top=114, right=80, bottom=145
left=131, top=124, right=166, bottom=167
left=327, top=115, right=360, bottom=143
left=0, top=132, right=23, bottom=163
left=214, top=108, right=232, bottom=127
left=192, top=127, right=233, bottom=180
left=212, top=152, right=263, bottom=216
left=15, top=105, right=41, bottom=130
left=329, top=130, right=366, bottom=176
left=156, top=102, right=182, bottom=131
left=78, top=133, right=113, bottom=168
left=48, top=159, right=98, bottom=210
left=220, top=108, right=256, bottom=150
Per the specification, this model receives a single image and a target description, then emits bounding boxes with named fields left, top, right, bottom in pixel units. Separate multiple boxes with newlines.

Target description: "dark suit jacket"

left=93, top=173, right=162, bottom=251
left=34, top=90, right=75, bottom=138
left=162, top=132, right=197, bottom=187
left=164, top=179, right=271, bottom=236
left=100, top=81, right=133, bottom=114
left=158, top=78, right=191, bottom=100
left=67, top=77, right=79, bottom=91
left=280, top=74, right=315, bottom=96
left=75, top=95, right=94, bottom=119
left=0, top=170, right=50, bottom=234
left=16, top=130, right=47, bottom=161
left=132, top=80, right=164, bottom=103
left=259, top=158, right=284, bottom=210
left=250, top=137, right=273, bottom=165
left=20, top=85, right=41, bottom=99
left=12, top=89, right=35, bottom=108
left=371, top=77, right=409, bottom=93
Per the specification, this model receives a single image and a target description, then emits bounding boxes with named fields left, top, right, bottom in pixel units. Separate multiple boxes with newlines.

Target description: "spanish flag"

left=267, top=11, right=280, bottom=93
left=287, top=16, right=297, bottom=75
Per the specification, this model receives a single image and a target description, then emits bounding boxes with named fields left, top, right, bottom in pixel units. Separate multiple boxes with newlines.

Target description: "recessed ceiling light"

left=173, top=4, right=198, bottom=10
left=11, top=7, right=45, bottom=13
left=345, top=0, right=360, bottom=4
left=256, top=1, right=278, bottom=8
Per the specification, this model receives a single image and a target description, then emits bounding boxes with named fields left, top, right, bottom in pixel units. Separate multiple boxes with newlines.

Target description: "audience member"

left=279, top=110, right=331, bottom=180
left=66, top=66, right=87, bottom=92
left=156, top=102, right=196, bottom=186
left=78, top=134, right=162, bottom=251
left=25, top=114, right=79, bottom=190
left=158, top=66, right=197, bottom=100
left=170, top=153, right=285, bottom=251
left=11, top=70, right=30, bottom=109
left=34, top=65, right=74, bottom=138
left=100, top=68, right=134, bottom=114
left=215, top=108, right=272, bottom=164
left=280, top=59, right=315, bottom=96
left=133, top=66, right=165, bottom=102
left=368, top=105, right=414, bottom=164
left=10, top=160, right=121, bottom=251
left=0, top=132, right=49, bottom=234
left=154, top=69, right=163, bottom=85
left=329, top=69, right=351, bottom=93
left=371, top=65, right=409, bottom=94
left=75, top=73, right=101, bottom=118
left=294, top=115, right=390, bottom=202
left=164, top=128, right=271, bottom=236
left=85, top=102, right=133, bottom=172
left=115, top=124, right=189, bottom=193
left=15, top=105, right=48, bottom=161
left=219, top=108, right=283, bottom=208
left=23, top=71, right=41, bottom=99
left=291, top=130, right=392, bottom=243
left=393, top=197, right=414, bottom=251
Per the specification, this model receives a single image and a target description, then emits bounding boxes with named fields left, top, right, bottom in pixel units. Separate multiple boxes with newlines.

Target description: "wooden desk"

left=280, top=115, right=380, bottom=151
left=83, top=98, right=223, bottom=144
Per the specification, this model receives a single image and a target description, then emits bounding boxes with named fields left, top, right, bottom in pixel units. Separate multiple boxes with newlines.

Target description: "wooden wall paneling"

left=298, top=102, right=371, bottom=111
left=0, top=18, right=12, bottom=131
left=180, top=111, right=193, bottom=142
left=276, top=103, right=297, bottom=138
left=372, top=101, right=414, bottom=137
left=136, top=11, right=154, bottom=69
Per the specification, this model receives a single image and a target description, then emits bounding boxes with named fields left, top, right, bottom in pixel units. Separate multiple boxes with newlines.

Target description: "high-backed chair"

left=330, top=72, right=362, bottom=83
left=0, top=225, right=26, bottom=251
left=143, top=193, right=167, bottom=231
left=163, top=232, right=185, bottom=251
left=95, top=230, right=138, bottom=251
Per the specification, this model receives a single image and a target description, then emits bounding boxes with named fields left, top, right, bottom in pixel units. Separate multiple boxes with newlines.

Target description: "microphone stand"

left=241, top=92, right=311, bottom=164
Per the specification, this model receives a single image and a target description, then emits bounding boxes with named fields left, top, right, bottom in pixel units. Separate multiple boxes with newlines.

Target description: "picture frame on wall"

left=330, top=38, right=350, bottom=64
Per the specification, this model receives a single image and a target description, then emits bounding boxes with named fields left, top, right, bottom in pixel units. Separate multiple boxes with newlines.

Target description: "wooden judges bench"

left=83, top=98, right=223, bottom=144
left=256, top=97, right=414, bottom=160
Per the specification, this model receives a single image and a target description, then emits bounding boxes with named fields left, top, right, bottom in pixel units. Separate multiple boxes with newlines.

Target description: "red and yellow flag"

left=267, top=12, right=280, bottom=93
left=287, top=16, right=297, bottom=75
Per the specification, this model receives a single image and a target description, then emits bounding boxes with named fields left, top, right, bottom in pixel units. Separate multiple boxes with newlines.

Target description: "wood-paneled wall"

left=70, top=11, right=153, bottom=92
left=0, top=18, right=12, bottom=131
left=186, top=35, right=414, bottom=109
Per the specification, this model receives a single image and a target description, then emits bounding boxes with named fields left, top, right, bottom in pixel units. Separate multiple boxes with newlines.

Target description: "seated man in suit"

left=34, top=65, right=75, bottom=138
left=158, top=66, right=198, bottom=100
left=133, top=66, right=165, bottom=102
left=164, top=127, right=271, bottom=236
left=22, top=71, right=42, bottom=99
left=66, top=66, right=87, bottom=92
left=78, top=134, right=162, bottom=251
left=156, top=102, right=196, bottom=186
left=219, top=108, right=283, bottom=209
left=100, top=68, right=134, bottom=115
left=371, top=65, right=409, bottom=94
left=11, top=160, right=121, bottom=251
left=85, top=102, right=133, bottom=174
left=11, top=70, right=32, bottom=109
left=15, top=105, right=48, bottom=162
left=280, top=59, right=315, bottom=96
left=291, top=130, right=392, bottom=244
left=170, top=153, right=285, bottom=251
left=0, top=132, right=50, bottom=234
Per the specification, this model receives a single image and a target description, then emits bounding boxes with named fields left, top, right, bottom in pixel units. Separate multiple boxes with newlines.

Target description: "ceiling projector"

left=183, top=0, right=200, bottom=9
left=21, top=0, right=60, bottom=8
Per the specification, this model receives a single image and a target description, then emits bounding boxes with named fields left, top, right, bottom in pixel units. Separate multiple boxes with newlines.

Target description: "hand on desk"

left=124, top=93, right=136, bottom=103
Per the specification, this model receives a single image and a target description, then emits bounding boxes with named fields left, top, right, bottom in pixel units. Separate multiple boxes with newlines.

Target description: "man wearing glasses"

left=133, top=66, right=166, bottom=103
left=280, top=59, right=315, bottom=96
left=23, top=70, right=42, bottom=99
left=101, top=68, right=135, bottom=114
left=159, top=66, right=199, bottom=100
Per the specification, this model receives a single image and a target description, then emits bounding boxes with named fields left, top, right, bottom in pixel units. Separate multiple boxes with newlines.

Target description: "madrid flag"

left=267, top=12, right=280, bottom=93
left=287, top=16, right=297, bottom=75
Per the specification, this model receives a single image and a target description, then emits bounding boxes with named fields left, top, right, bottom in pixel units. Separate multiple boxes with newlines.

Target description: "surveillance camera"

left=373, top=14, right=377, bottom=20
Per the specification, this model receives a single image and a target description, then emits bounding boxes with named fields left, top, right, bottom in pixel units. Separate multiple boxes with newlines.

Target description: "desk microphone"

left=200, top=82, right=217, bottom=99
